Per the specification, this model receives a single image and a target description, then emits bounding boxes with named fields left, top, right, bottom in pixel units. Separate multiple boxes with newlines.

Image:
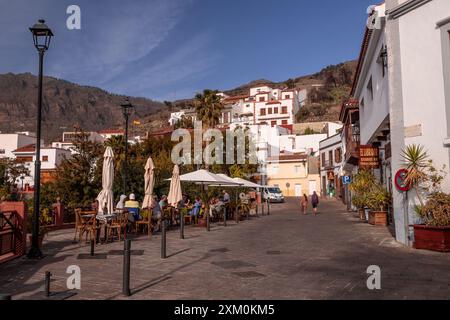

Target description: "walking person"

left=300, top=194, right=308, bottom=215
left=311, top=191, right=319, bottom=215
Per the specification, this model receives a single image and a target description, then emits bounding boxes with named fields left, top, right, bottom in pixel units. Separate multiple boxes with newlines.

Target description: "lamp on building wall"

left=27, top=19, right=53, bottom=259
left=120, top=98, right=134, bottom=194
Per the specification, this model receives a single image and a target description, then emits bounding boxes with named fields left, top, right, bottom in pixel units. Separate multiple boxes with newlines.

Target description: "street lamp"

left=27, top=19, right=53, bottom=259
left=120, top=98, right=134, bottom=195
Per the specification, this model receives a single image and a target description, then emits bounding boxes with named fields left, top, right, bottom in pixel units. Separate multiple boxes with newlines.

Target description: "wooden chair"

left=135, top=209, right=153, bottom=238
left=83, top=212, right=98, bottom=243
left=74, top=208, right=87, bottom=242
left=106, top=211, right=128, bottom=242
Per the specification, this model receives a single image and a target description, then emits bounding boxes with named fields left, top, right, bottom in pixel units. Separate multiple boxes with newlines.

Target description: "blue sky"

left=0, top=0, right=374, bottom=101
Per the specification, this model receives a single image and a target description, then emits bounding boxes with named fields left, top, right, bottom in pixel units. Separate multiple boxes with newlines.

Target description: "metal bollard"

left=161, top=220, right=167, bottom=259
left=267, top=199, right=270, bottom=215
left=207, top=212, right=210, bottom=232
left=0, top=294, right=12, bottom=300
left=44, top=271, right=52, bottom=297
left=123, top=239, right=131, bottom=296
left=223, top=207, right=227, bottom=227
left=90, top=239, right=95, bottom=256
left=261, top=202, right=265, bottom=215
left=180, top=211, right=185, bottom=240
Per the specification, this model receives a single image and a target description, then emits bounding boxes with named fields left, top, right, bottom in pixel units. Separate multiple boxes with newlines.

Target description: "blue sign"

left=342, top=176, right=351, bottom=185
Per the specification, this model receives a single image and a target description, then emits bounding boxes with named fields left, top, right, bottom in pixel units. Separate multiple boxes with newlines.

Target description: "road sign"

left=395, top=169, right=410, bottom=192
left=342, top=176, right=351, bottom=185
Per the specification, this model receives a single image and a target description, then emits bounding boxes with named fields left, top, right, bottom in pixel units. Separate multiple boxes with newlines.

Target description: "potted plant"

left=402, top=144, right=450, bottom=252
left=367, top=184, right=391, bottom=226
left=349, top=170, right=375, bottom=221
left=26, top=207, right=53, bottom=246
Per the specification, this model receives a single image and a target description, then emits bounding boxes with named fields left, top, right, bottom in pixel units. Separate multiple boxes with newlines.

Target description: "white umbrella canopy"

left=214, top=174, right=244, bottom=188
left=167, top=165, right=183, bottom=207
left=177, top=169, right=240, bottom=186
left=142, top=157, right=155, bottom=209
left=96, top=147, right=115, bottom=215
left=233, top=177, right=262, bottom=189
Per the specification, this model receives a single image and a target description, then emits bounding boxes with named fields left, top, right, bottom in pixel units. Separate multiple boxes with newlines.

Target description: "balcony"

left=344, top=124, right=360, bottom=165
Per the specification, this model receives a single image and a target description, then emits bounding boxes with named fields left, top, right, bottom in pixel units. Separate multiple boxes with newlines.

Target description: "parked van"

left=262, top=186, right=285, bottom=203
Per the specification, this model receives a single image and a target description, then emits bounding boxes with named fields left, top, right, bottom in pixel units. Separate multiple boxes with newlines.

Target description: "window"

left=367, top=76, right=373, bottom=100
left=285, top=95, right=291, bottom=99
left=260, top=108, right=266, bottom=116
left=294, top=165, right=302, bottom=173
left=268, top=108, right=273, bottom=115
left=271, top=121, right=277, bottom=127
left=42, top=156, right=49, bottom=162
left=0, top=149, right=5, bottom=154
left=328, top=151, right=333, bottom=166
left=282, top=120, right=288, bottom=125
left=259, top=97, right=265, bottom=102
left=281, top=106, right=288, bottom=114
left=334, top=148, right=342, bottom=163
left=321, top=153, right=326, bottom=167
left=274, top=107, right=279, bottom=114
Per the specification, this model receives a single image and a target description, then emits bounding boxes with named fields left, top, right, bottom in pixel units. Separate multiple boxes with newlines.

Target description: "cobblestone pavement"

left=1, top=198, right=449, bottom=300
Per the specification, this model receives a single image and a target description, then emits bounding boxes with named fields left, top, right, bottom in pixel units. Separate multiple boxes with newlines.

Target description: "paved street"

left=1, top=198, right=449, bottom=300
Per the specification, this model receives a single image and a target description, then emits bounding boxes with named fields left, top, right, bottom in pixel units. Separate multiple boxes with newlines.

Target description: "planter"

left=197, top=218, right=207, bottom=228
left=368, top=211, right=388, bottom=226
left=413, top=225, right=450, bottom=252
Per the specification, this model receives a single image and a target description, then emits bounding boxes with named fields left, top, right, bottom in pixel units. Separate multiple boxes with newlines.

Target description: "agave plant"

left=401, top=144, right=430, bottom=206
left=349, top=170, right=376, bottom=209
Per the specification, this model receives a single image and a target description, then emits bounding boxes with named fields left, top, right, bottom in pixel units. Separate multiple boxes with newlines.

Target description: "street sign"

left=359, top=145, right=380, bottom=169
left=395, top=169, right=410, bottom=192
left=342, top=176, right=351, bottom=185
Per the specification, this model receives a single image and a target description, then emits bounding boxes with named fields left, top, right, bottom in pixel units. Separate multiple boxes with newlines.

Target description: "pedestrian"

left=311, top=191, right=319, bottom=215
left=300, top=194, right=308, bottom=215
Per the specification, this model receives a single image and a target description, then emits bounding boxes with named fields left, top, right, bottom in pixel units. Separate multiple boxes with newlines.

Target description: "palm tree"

left=401, top=144, right=430, bottom=206
left=194, top=89, right=223, bottom=129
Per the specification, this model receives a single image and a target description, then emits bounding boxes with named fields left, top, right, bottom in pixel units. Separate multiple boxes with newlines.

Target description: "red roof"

left=267, top=153, right=307, bottom=162
left=280, top=124, right=293, bottom=133
left=98, top=129, right=124, bottom=134
left=266, top=101, right=281, bottom=105
left=13, top=144, right=35, bottom=153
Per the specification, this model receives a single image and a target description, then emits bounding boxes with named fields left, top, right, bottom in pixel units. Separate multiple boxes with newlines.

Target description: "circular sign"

left=286, top=183, right=290, bottom=188
left=395, top=169, right=410, bottom=192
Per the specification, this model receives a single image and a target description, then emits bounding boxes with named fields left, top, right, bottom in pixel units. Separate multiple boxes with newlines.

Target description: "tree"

left=0, top=158, right=29, bottom=200
left=285, top=78, right=296, bottom=89
left=194, top=89, right=223, bottom=129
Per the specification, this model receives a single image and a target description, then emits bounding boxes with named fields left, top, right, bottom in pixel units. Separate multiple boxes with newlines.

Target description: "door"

left=309, top=180, right=317, bottom=195
left=295, top=184, right=302, bottom=197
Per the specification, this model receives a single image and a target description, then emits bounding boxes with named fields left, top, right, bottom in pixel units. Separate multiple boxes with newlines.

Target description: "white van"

left=262, top=186, right=285, bottom=203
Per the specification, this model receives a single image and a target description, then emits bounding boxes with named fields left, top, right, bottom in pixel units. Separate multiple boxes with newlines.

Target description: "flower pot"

left=413, top=225, right=450, bottom=252
left=358, top=209, right=365, bottom=221
left=368, top=211, right=388, bottom=226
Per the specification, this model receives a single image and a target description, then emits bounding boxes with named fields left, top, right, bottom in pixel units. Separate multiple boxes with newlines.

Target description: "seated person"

left=151, top=196, right=162, bottom=232
left=159, top=195, right=168, bottom=211
left=125, top=193, right=141, bottom=222
left=189, top=197, right=202, bottom=219
left=116, top=194, right=127, bottom=210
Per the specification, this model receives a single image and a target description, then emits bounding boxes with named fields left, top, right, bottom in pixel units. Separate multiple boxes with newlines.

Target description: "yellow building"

left=266, top=153, right=321, bottom=197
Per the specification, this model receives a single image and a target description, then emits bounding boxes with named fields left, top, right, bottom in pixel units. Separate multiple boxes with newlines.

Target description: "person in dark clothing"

left=311, top=191, right=319, bottom=215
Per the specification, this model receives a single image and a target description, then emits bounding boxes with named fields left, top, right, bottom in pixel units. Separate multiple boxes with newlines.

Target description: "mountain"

left=172, top=60, right=358, bottom=123
left=0, top=73, right=166, bottom=142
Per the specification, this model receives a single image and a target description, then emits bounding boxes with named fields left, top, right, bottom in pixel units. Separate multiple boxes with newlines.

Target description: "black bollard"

left=123, top=239, right=131, bottom=296
left=161, top=220, right=167, bottom=259
left=223, top=207, right=227, bottom=227
left=261, top=201, right=265, bottom=215
left=90, top=239, right=95, bottom=256
left=267, top=199, right=270, bottom=215
left=44, top=271, right=52, bottom=297
left=0, top=294, right=11, bottom=300
left=206, top=212, right=210, bottom=232
left=180, top=211, right=185, bottom=240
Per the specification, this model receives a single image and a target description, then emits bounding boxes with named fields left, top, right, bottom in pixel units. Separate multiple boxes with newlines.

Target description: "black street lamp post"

left=27, top=19, right=53, bottom=259
left=120, top=98, right=134, bottom=195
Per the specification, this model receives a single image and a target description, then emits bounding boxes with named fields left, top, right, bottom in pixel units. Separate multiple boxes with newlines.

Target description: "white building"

left=319, top=134, right=344, bottom=198
left=12, top=145, right=72, bottom=187
left=0, top=133, right=40, bottom=159
left=385, top=0, right=450, bottom=245
left=52, top=131, right=106, bottom=154
left=98, top=129, right=125, bottom=140
left=348, top=0, right=450, bottom=246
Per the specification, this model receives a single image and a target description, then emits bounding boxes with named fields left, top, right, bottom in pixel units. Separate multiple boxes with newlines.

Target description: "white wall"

left=0, top=134, right=37, bottom=159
